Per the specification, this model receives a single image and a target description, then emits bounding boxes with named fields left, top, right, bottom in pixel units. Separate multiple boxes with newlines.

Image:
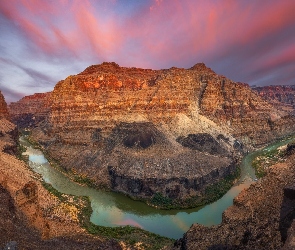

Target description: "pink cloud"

left=0, top=0, right=124, bottom=60
left=70, top=0, right=122, bottom=58
left=1, top=0, right=294, bottom=68
left=0, top=0, right=294, bottom=102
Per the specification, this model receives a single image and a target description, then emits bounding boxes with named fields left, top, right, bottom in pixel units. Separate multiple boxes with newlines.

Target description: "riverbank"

left=21, top=134, right=242, bottom=238
left=20, top=130, right=295, bottom=240
left=25, top=132, right=240, bottom=210
left=20, top=135, right=174, bottom=248
left=252, top=136, right=295, bottom=178
left=42, top=181, right=174, bottom=250
left=171, top=141, right=295, bottom=249
left=145, top=167, right=240, bottom=209
left=0, top=119, right=125, bottom=249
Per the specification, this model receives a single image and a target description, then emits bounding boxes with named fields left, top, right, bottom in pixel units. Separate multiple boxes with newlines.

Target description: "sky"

left=0, top=0, right=295, bottom=103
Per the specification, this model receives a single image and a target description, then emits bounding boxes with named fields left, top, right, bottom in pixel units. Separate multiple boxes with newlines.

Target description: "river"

left=20, top=135, right=294, bottom=239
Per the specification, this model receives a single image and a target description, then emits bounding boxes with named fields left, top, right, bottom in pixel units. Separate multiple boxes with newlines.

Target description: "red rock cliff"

left=12, top=62, right=295, bottom=207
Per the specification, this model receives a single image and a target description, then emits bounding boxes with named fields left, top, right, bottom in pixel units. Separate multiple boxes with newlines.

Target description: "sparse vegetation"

left=252, top=147, right=286, bottom=178
left=147, top=168, right=241, bottom=210
left=43, top=180, right=173, bottom=249
left=16, top=142, right=27, bottom=161
left=150, top=192, right=173, bottom=208
left=42, top=181, right=66, bottom=201
left=204, top=169, right=240, bottom=202
left=183, top=168, right=240, bottom=208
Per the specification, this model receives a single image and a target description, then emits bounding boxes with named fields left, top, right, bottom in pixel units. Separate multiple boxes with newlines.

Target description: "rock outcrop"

left=0, top=183, right=122, bottom=250
left=8, top=92, right=51, bottom=128
left=0, top=91, right=18, bottom=154
left=14, top=62, right=292, bottom=207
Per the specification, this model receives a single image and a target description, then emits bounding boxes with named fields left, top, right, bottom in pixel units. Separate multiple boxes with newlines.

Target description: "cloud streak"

left=0, top=0, right=294, bottom=102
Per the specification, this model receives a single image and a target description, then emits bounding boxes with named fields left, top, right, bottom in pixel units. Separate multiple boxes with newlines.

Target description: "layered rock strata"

left=0, top=183, right=124, bottom=250
left=8, top=92, right=51, bottom=128
left=252, top=85, right=295, bottom=113
left=25, top=62, right=295, bottom=206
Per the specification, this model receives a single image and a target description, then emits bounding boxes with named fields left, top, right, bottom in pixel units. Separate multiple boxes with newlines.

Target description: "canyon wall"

left=0, top=91, right=123, bottom=249
left=252, top=85, right=295, bottom=114
left=8, top=92, right=51, bottom=128
left=30, top=63, right=240, bottom=206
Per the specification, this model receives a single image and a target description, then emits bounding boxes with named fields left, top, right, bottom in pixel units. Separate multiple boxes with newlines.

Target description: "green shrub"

left=150, top=193, right=173, bottom=208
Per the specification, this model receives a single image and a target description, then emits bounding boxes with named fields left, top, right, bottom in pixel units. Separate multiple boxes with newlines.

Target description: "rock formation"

left=252, top=85, right=295, bottom=114
left=8, top=62, right=293, bottom=207
left=0, top=183, right=121, bottom=249
left=8, top=92, right=51, bottom=128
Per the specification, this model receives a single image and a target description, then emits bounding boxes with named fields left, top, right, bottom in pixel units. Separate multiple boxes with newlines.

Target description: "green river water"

left=20, top=135, right=294, bottom=239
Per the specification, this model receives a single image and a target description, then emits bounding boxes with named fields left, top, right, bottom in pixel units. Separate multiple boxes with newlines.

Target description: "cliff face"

left=0, top=101, right=121, bottom=249
left=8, top=92, right=51, bottom=128
left=252, top=85, right=295, bottom=105
left=48, top=62, right=295, bottom=147
left=14, top=62, right=295, bottom=205
left=198, top=81, right=295, bottom=146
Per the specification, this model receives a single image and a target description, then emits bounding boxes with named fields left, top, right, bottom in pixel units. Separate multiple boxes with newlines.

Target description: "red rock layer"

left=48, top=62, right=295, bottom=147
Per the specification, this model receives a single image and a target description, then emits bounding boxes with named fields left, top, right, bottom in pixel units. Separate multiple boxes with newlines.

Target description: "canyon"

left=5, top=62, right=295, bottom=249
left=9, top=62, right=295, bottom=208
left=0, top=90, right=127, bottom=249
left=8, top=92, right=51, bottom=128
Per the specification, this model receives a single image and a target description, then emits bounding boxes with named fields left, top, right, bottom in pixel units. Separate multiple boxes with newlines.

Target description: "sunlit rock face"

left=8, top=92, right=51, bottom=128
left=48, top=62, right=295, bottom=147
left=0, top=111, right=121, bottom=249
left=11, top=62, right=295, bottom=205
